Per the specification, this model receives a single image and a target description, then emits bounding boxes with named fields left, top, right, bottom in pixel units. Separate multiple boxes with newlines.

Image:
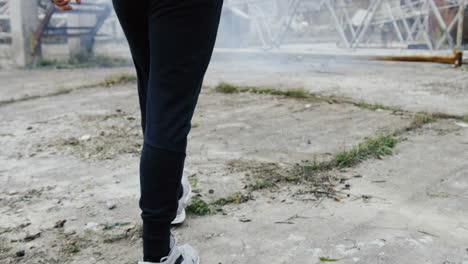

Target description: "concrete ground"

left=0, top=57, right=467, bottom=264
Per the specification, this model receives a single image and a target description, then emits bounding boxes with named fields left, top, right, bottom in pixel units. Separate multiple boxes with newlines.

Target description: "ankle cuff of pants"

left=142, top=222, right=171, bottom=261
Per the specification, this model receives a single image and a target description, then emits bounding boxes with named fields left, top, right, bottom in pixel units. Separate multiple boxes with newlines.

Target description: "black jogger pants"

left=112, top=0, right=223, bottom=261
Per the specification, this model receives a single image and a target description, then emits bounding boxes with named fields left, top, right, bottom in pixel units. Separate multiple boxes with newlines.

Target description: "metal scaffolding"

left=1, top=0, right=467, bottom=66
left=328, top=0, right=466, bottom=49
left=224, top=0, right=468, bottom=50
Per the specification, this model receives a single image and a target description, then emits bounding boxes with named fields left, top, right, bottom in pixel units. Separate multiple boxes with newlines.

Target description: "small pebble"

left=84, top=222, right=100, bottom=232
left=106, top=201, right=117, bottom=210
left=80, top=135, right=91, bottom=141
left=239, top=217, right=251, bottom=223
left=16, top=249, right=25, bottom=257
left=208, top=189, right=215, bottom=194
left=54, top=220, right=67, bottom=228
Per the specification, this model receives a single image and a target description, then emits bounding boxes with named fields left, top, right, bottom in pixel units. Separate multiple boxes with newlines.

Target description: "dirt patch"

left=225, top=159, right=352, bottom=203
left=0, top=223, right=142, bottom=264
left=47, top=111, right=142, bottom=160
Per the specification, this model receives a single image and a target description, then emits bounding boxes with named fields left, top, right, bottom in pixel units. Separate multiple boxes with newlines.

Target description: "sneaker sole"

left=171, top=208, right=186, bottom=225
left=171, top=177, right=192, bottom=225
left=181, top=181, right=192, bottom=205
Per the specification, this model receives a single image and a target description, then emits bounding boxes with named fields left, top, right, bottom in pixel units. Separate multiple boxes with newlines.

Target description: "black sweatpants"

left=112, top=0, right=223, bottom=261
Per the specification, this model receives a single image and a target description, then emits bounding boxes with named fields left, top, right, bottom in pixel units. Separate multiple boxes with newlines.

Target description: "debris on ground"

left=54, top=220, right=67, bottom=228
left=15, top=249, right=25, bottom=257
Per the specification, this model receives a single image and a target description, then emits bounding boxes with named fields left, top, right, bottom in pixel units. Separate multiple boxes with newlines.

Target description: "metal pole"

left=326, top=0, right=350, bottom=48
left=456, top=0, right=466, bottom=49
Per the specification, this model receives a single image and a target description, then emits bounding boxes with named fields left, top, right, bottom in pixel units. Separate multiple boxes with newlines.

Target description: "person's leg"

left=112, top=0, right=150, bottom=133
left=140, top=0, right=223, bottom=262
left=111, top=0, right=170, bottom=260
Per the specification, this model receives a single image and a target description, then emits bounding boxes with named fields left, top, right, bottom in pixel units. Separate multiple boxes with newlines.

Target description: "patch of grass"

left=186, top=196, right=214, bottom=216
left=215, top=82, right=411, bottom=111
left=188, top=174, right=203, bottom=193
left=252, top=87, right=310, bottom=98
left=215, top=82, right=248, bottom=93
left=33, top=55, right=132, bottom=69
left=0, top=99, right=14, bottom=105
left=55, top=87, right=73, bottom=95
left=333, top=135, right=396, bottom=168
left=319, top=256, right=340, bottom=262
left=430, top=112, right=468, bottom=123
left=352, top=101, right=404, bottom=112
left=249, top=179, right=275, bottom=190
left=96, top=145, right=105, bottom=152
left=405, top=112, right=437, bottom=131
left=427, top=191, right=450, bottom=198
left=462, top=114, right=468, bottom=122
left=64, top=243, right=80, bottom=254
left=308, top=135, right=398, bottom=173
left=215, top=82, right=310, bottom=99
left=212, top=192, right=253, bottom=206
left=187, top=192, right=254, bottom=216
left=101, top=73, right=137, bottom=87
left=35, top=58, right=58, bottom=67
left=188, top=175, right=199, bottom=188
left=282, top=89, right=311, bottom=98
left=285, top=175, right=301, bottom=182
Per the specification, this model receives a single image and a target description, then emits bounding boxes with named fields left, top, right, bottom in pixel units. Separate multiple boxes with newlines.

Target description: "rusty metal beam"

left=369, top=48, right=463, bottom=66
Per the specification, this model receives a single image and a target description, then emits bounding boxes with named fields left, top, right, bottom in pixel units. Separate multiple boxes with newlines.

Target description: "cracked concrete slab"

left=0, top=67, right=133, bottom=102
left=204, top=59, right=468, bottom=116
left=0, top=64, right=467, bottom=263
left=176, top=121, right=468, bottom=264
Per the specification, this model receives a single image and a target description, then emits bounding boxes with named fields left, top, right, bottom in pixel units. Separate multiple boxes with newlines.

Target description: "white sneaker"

left=171, top=174, right=192, bottom=225
left=138, top=235, right=200, bottom=264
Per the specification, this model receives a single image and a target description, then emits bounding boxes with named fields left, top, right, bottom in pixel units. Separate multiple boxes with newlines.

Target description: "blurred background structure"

left=1, top=0, right=468, bottom=67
